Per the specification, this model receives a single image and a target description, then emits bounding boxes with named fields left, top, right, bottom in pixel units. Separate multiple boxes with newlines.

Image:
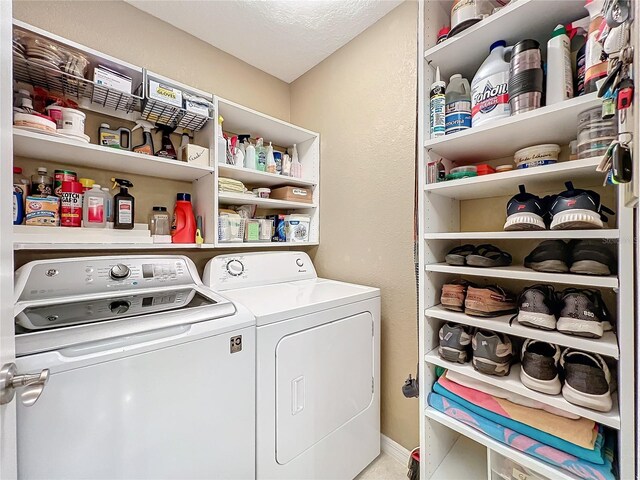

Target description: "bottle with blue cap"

left=471, top=40, right=513, bottom=128
left=172, top=192, right=196, bottom=243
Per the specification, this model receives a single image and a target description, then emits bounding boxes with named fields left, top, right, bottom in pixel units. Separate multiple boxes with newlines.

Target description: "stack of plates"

left=12, top=39, right=25, bottom=58
left=23, top=36, right=64, bottom=70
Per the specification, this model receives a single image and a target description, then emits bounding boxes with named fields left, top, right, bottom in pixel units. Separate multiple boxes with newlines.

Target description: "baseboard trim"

left=380, top=434, right=410, bottom=466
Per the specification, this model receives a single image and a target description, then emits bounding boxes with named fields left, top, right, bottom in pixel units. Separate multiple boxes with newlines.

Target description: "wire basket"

left=218, top=215, right=245, bottom=243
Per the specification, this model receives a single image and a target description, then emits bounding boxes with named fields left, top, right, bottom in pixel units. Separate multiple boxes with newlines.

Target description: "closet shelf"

left=424, top=349, right=620, bottom=429
left=430, top=436, right=487, bottom=480
left=425, top=305, right=619, bottom=359
left=424, top=158, right=603, bottom=200
left=424, top=0, right=587, bottom=80
left=424, top=230, right=620, bottom=240
left=14, top=242, right=205, bottom=251
left=218, top=192, right=317, bottom=209
left=424, top=407, right=584, bottom=480
left=218, top=164, right=316, bottom=188
left=211, top=241, right=318, bottom=249
left=425, top=263, right=618, bottom=289
left=423, top=94, right=600, bottom=161
left=13, top=129, right=214, bottom=182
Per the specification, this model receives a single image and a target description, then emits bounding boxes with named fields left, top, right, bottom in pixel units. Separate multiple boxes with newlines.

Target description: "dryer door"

left=275, top=312, right=374, bottom=464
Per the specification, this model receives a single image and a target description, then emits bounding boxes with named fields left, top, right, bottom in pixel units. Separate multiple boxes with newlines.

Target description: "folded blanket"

left=439, top=373, right=597, bottom=450
left=433, top=380, right=602, bottom=463
left=446, top=370, right=580, bottom=420
left=428, top=392, right=614, bottom=480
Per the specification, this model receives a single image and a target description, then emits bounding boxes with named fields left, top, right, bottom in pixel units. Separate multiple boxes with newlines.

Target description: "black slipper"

left=445, top=244, right=475, bottom=266
left=466, top=244, right=512, bottom=268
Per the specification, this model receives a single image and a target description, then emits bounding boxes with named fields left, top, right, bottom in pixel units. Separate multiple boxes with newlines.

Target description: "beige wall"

left=290, top=1, right=419, bottom=449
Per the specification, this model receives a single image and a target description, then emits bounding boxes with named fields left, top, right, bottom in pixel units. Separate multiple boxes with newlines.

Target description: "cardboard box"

left=180, top=144, right=210, bottom=166
left=270, top=186, right=313, bottom=204
left=149, top=80, right=182, bottom=107
left=25, top=196, right=60, bottom=226
left=93, top=66, right=132, bottom=94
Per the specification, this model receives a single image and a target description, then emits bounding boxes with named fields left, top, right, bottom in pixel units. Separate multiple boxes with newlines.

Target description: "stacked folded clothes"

left=218, top=177, right=246, bottom=194
left=428, top=371, right=615, bottom=480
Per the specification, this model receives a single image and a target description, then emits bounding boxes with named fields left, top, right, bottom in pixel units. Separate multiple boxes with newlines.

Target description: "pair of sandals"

left=445, top=244, right=512, bottom=268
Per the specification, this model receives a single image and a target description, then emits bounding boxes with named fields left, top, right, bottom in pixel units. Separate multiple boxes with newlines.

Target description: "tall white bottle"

left=546, top=24, right=574, bottom=105
left=244, top=141, right=257, bottom=170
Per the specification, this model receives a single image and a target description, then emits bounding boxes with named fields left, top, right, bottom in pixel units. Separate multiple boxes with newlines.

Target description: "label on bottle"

left=430, top=86, right=446, bottom=137
left=585, top=14, right=607, bottom=93
left=445, top=100, right=472, bottom=134
left=471, top=72, right=510, bottom=125
left=61, top=191, right=83, bottom=227
left=118, top=200, right=132, bottom=224
left=13, top=192, right=19, bottom=223
left=87, top=197, right=105, bottom=223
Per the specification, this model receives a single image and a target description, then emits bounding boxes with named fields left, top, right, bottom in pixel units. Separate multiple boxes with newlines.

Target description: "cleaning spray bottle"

left=132, top=119, right=155, bottom=155
left=290, top=143, right=302, bottom=178
left=111, top=178, right=135, bottom=230
left=266, top=142, right=277, bottom=173
left=429, top=66, right=446, bottom=138
left=156, top=125, right=178, bottom=159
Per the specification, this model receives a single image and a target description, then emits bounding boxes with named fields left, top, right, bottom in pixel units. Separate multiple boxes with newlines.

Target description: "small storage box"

left=270, top=186, right=312, bottom=204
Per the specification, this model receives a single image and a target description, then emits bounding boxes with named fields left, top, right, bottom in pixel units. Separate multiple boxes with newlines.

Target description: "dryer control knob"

left=226, top=260, right=244, bottom=276
left=110, top=264, right=130, bottom=280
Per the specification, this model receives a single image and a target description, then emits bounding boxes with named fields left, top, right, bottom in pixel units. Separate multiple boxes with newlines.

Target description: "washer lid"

left=221, top=278, right=379, bottom=326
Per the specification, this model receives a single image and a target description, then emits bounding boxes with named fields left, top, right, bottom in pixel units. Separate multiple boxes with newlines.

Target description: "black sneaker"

left=560, top=349, right=612, bottom=412
left=504, top=185, right=547, bottom=231
left=472, top=330, right=513, bottom=376
left=520, top=340, right=561, bottom=395
left=438, top=323, right=472, bottom=363
left=549, top=181, right=615, bottom=230
left=524, top=240, right=570, bottom=273
left=515, top=284, right=558, bottom=330
left=569, top=239, right=617, bottom=276
left=557, top=289, right=612, bottom=338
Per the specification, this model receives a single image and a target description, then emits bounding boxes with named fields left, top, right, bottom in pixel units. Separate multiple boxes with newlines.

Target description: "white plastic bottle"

left=546, top=24, right=574, bottom=105
left=290, top=144, right=302, bottom=178
left=429, top=67, right=446, bottom=138
left=471, top=40, right=512, bottom=128
left=244, top=141, right=256, bottom=169
left=83, top=184, right=107, bottom=228
left=445, top=74, right=472, bottom=135
left=266, top=142, right=277, bottom=173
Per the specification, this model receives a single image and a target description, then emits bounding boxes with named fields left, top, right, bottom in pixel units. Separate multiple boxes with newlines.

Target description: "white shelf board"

left=424, top=0, right=587, bottom=80
left=424, top=158, right=603, bottom=200
left=424, top=229, right=619, bottom=240
left=212, top=241, right=318, bottom=249
left=218, top=164, right=316, bottom=188
left=219, top=192, right=317, bottom=209
left=425, top=305, right=619, bottom=358
left=218, top=97, right=317, bottom=146
left=430, top=436, right=487, bottom=480
left=425, top=263, right=618, bottom=288
left=423, top=95, right=601, bottom=161
left=14, top=243, right=203, bottom=251
left=424, top=407, right=582, bottom=480
left=13, top=129, right=213, bottom=182
left=425, top=349, right=620, bottom=428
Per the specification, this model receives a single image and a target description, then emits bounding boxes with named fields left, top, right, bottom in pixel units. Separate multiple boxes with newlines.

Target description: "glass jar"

left=148, top=206, right=171, bottom=236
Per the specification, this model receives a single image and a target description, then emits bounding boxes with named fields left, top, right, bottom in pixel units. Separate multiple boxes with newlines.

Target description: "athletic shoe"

left=515, top=284, right=558, bottom=330
left=569, top=239, right=617, bottom=276
left=520, top=340, right=562, bottom=395
left=465, top=285, right=517, bottom=317
left=549, top=181, right=615, bottom=230
left=557, top=289, right=612, bottom=338
left=441, top=280, right=471, bottom=312
left=472, top=330, right=513, bottom=376
left=438, top=323, right=472, bottom=363
left=560, top=349, right=612, bottom=412
left=524, top=240, right=570, bottom=273
left=504, top=185, right=547, bottom=231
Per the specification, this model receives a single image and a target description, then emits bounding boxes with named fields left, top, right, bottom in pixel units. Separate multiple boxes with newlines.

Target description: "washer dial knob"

left=109, top=300, right=131, bottom=314
left=109, top=264, right=131, bottom=280
left=226, top=260, right=244, bottom=276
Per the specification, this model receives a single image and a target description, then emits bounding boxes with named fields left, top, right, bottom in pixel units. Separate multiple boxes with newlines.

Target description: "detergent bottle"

left=132, top=119, right=155, bottom=155
left=445, top=74, right=472, bottom=134
left=171, top=193, right=196, bottom=243
left=471, top=40, right=512, bottom=128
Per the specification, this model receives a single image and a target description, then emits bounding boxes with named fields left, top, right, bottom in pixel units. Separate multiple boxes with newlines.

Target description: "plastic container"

left=447, top=166, right=478, bottom=180
left=546, top=24, right=574, bottom=105
left=284, top=215, right=311, bottom=242
left=445, top=74, right=472, bottom=135
left=577, top=107, right=618, bottom=159
left=14, top=112, right=56, bottom=133
left=148, top=206, right=171, bottom=236
left=83, top=184, right=107, bottom=228
left=255, top=138, right=267, bottom=172
left=44, top=104, right=64, bottom=129
left=258, top=218, right=274, bottom=242
left=172, top=193, right=196, bottom=243
left=476, top=164, right=496, bottom=175
left=450, top=0, right=493, bottom=37
left=513, top=144, right=561, bottom=168
left=102, top=187, right=113, bottom=222
left=471, top=41, right=512, bottom=127
left=496, top=164, right=514, bottom=172
left=254, top=188, right=271, bottom=199
left=60, top=107, right=86, bottom=135
left=218, top=214, right=245, bottom=243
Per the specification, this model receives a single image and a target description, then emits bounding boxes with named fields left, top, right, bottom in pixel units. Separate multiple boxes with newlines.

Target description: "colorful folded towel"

left=428, top=392, right=614, bottom=480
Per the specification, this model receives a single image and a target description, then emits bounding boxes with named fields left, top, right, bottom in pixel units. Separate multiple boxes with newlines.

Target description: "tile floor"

left=356, top=452, right=407, bottom=479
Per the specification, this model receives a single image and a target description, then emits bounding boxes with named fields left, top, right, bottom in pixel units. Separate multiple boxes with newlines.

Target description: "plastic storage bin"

left=218, top=214, right=245, bottom=243
left=490, top=452, right=550, bottom=480
left=577, top=107, right=617, bottom=159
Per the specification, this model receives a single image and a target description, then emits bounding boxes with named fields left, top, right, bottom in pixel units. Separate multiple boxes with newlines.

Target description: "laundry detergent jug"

left=471, top=40, right=513, bottom=128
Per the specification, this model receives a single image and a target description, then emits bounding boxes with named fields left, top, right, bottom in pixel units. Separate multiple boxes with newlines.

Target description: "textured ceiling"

left=125, top=0, right=403, bottom=83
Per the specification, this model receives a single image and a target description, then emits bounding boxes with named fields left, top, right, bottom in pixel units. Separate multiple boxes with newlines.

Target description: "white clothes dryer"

left=205, top=252, right=380, bottom=480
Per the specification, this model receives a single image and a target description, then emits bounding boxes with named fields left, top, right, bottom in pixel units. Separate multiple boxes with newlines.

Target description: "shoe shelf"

left=424, top=94, right=600, bottom=162
left=424, top=349, right=620, bottom=429
left=424, top=158, right=603, bottom=200
left=425, top=305, right=619, bottom=359
left=424, top=230, right=619, bottom=240
left=424, top=407, right=584, bottom=480
left=425, top=264, right=618, bottom=289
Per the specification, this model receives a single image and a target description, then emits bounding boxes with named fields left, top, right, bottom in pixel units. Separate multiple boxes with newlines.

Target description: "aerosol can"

left=132, top=119, right=155, bottom=155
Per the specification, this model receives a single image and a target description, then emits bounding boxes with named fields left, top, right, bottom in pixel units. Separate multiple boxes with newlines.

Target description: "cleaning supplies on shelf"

left=112, top=178, right=135, bottom=230
left=156, top=125, right=178, bottom=159
left=290, top=144, right=302, bottom=178
left=13, top=190, right=24, bottom=225
left=471, top=40, right=512, bottom=127
left=266, top=142, right=277, bottom=173
left=83, top=184, right=108, bottom=228
left=54, top=169, right=77, bottom=197
left=171, top=193, right=196, bottom=243
left=445, top=74, right=471, bottom=135
left=60, top=180, right=83, bottom=227
left=131, top=119, right=155, bottom=155
left=430, top=67, right=446, bottom=138
left=31, top=167, right=53, bottom=197
left=244, top=140, right=257, bottom=169
left=281, top=153, right=292, bottom=176
left=508, top=39, right=543, bottom=115
left=546, top=25, right=574, bottom=105
left=25, top=195, right=59, bottom=226
left=219, top=177, right=246, bottom=193
left=78, top=178, right=95, bottom=192
left=584, top=0, right=607, bottom=94
left=568, top=21, right=588, bottom=96
left=149, top=206, right=171, bottom=243
left=268, top=214, right=287, bottom=242
left=255, top=137, right=267, bottom=172
left=98, top=123, right=132, bottom=150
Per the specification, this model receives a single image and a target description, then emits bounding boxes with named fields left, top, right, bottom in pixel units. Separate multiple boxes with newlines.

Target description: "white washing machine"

left=205, top=252, right=380, bottom=480
left=14, top=255, right=255, bottom=480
